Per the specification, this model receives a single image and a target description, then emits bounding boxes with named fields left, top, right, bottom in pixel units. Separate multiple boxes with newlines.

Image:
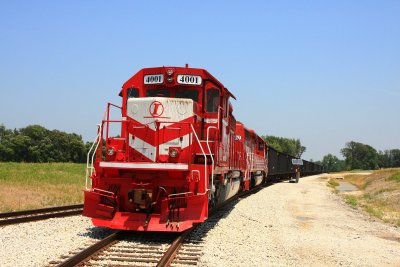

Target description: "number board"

left=144, top=74, right=164, bottom=84
left=177, top=75, right=202, bottom=85
left=292, top=159, right=303, bottom=165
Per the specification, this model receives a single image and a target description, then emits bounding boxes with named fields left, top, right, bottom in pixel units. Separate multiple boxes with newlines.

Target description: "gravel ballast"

left=0, top=216, right=113, bottom=267
left=198, top=174, right=400, bottom=266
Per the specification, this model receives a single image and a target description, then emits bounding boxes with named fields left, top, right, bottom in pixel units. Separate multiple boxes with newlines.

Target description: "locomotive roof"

left=119, top=66, right=236, bottom=100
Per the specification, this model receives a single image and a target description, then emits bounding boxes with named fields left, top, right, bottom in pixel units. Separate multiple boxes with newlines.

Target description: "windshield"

left=146, top=88, right=199, bottom=102
left=146, top=89, right=170, bottom=97
left=175, top=89, right=199, bottom=102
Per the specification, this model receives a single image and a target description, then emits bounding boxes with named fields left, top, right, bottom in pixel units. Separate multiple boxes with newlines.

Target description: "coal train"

left=267, top=146, right=323, bottom=180
left=83, top=66, right=322, bottom=232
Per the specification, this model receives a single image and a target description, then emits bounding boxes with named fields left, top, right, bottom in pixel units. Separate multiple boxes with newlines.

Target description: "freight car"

left=83, top=66, right=322, bottom=232
left=267, top=146, right=323, bottom=181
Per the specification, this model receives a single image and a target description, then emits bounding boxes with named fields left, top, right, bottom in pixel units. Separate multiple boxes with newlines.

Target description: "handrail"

left=105, top=102, right=122, bottom=143
left=190, top=124, right=209, bottom=195
left=85, top=124, right=102, bottom=190
left=92, top=187, right=115, bottom=196
left=168, top=192, right=194, bottom=198
left=86, top=102, right=123, bottom=190
left=206, top=126, right=217, bottom=194
left=91, top=124, right=102, bottom=174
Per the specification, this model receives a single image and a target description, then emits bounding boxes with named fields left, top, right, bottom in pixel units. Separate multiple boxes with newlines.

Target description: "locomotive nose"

left=126, top=97, right=194, bottom=163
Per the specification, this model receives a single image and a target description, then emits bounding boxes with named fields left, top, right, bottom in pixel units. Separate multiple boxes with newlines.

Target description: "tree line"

left=260, top=135, right=400, bottom=172
left=0, top=124, right=91, bottom=163
left=1, top=124, right=307, bottom=164
left=1, top=124, right=399, bottom=171
left=316, top=141, right=400, bottom=172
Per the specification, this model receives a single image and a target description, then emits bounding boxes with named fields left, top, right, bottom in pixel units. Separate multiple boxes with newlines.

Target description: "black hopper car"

left=266, top=146, right=323, bottom=181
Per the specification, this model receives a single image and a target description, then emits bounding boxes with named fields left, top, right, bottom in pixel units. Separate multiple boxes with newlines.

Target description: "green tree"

left=340, top=141, right=379, bottom=170
left=392, top=149, right=400, bottom=167
left=262, top=135, right=306, bottom=157
left=0, top=124, right=88, bottom=163
left=320, top=153, right=345, bottom=172
left=379, top=149, right=400, bottom=168
left=0, top=124, right=14, bottom=161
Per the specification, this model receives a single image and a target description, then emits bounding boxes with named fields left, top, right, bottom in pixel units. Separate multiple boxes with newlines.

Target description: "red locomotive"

left=83, top=66, right=269, bottom=232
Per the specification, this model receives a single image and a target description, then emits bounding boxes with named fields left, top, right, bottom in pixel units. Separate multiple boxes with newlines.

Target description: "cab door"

left=202, top=82, right=230, bottom=167
left=218, top=96, right=230, bottom=167
left=203, top=82, right=220, bottom=140
left=202, top=82, right=221, bottom=164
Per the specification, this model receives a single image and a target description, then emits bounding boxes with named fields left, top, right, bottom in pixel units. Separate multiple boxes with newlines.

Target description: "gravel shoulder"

left=199, top=174, right=400, bottom=267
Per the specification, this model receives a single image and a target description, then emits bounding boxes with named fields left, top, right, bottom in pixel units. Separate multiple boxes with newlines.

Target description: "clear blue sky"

left=1, top=1, right=399, bottom=161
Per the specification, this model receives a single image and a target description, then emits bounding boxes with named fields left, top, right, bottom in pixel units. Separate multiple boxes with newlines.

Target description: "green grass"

left=345, top=195, right=358, bottom=207
left=388, top=171, right=400, bottom=182
left=349, top=169, right=372, bottom=173
left=364, top=206, right=384, bottom=219
left=0, top=162, right=85, bottom=212
left=327, top=179, right=339, bottom=188
left=363, top=194, right=373, bottom=201
left=359, top=180, right=370, bottom=190
left=0, top=162, right=85, bottom=184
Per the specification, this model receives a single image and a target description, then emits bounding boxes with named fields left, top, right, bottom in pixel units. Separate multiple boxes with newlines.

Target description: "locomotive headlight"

left=169, top=148, right=179, bottom=158
left=167, top=69, right=174, bottom=82
left=107, top=147, right=115, bottom=156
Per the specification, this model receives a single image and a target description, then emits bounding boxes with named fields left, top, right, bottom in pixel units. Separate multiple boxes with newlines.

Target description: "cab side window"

left=258, top=142, right=264, bottom=150
left=206, top=89, right=219, bottom=113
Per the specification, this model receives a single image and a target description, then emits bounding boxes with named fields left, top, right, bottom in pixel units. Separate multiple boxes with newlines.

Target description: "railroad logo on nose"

left=149, top=101, right=164, bottom=117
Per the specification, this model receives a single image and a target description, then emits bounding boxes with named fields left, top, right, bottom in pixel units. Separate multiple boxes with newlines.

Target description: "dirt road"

left=199, top=174, right=400, bottom=266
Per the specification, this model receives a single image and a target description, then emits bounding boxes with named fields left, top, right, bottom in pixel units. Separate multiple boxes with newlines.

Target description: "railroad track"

left=52, top=184, right=266, bottom=267
left=52, top=231, right=183, bottom=267
left=0, top=204, right=83, bottom=226
left=52, top=218, right=211, bottom=267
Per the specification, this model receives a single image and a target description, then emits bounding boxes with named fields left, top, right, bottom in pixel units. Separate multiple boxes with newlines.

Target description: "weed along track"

left=0, top=204, right=83, bottom=226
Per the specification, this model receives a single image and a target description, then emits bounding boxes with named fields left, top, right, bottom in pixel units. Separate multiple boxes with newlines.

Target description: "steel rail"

left=156, top=228, right=194, bottom=267
left=0, top=204, right=83, bottom=218
left=56, top=231, right=122, bottom=267
left=0, top=204, right=83, bottom=226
